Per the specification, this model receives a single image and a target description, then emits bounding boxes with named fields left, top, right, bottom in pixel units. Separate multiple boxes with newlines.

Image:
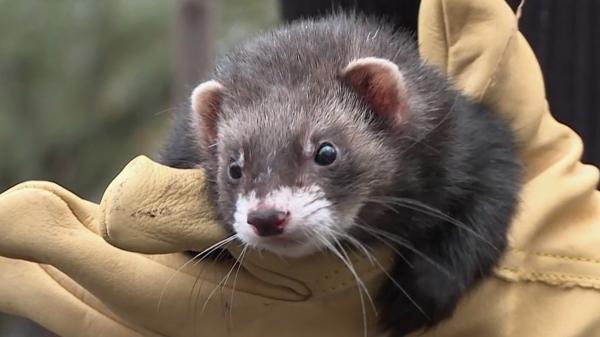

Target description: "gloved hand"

left=0, top=156, right=394, bottom=337
left=1, top=0, right=599, bottom=336
left=416, top=1, right=600, bottom=336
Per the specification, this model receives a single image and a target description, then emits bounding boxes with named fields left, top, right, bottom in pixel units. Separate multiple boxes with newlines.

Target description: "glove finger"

left=0, top=257, right=154, bottom=337
left=99, top=156, right=228, bottom=254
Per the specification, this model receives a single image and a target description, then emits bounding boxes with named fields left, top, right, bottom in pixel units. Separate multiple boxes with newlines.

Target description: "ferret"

left=160, top=14, right=521, bottom=337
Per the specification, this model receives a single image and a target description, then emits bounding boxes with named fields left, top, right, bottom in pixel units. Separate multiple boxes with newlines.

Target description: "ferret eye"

left=228, top=162, right=243, bottom=180
left=315, top=143, right=337, bottom=166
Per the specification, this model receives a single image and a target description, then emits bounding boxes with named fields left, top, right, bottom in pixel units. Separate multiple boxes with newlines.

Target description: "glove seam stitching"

left=478, top=14, right=519, bottom=102
left=496, top=266, right=600, bottom=284
left=509, top=248, right=600, bottom=265
left=440, top=0, right=451, bottom=75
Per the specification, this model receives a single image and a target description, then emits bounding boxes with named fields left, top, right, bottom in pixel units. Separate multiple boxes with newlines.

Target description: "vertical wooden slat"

left=173, top=0, right=216, bottom=107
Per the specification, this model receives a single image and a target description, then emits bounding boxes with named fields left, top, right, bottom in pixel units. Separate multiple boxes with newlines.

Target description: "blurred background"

left=0, top=0, right=279, bottom=335
left=0, top=0, right=280, bottom=202
left=0, top=0, right=598, bottom=335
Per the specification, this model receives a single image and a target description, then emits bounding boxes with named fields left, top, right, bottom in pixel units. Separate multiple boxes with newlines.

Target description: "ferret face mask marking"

left=190, top=57, right=409, bottom=257
left=233, top=187, right=338, bottom=257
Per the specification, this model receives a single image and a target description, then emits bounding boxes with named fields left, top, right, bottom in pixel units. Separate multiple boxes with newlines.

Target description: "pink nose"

left=247, top=209, right=288, bottom=237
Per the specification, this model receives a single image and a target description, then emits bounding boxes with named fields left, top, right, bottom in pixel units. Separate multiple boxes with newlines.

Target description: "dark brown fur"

left=160, top=14, right=521, bottom=337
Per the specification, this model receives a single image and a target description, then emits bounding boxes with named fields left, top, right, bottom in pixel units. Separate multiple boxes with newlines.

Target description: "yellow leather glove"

left=416, top=0, right=600, bottom=336
left=0, top=156, right=394, bottom=337
left=1, top=0, right=599, bottom=336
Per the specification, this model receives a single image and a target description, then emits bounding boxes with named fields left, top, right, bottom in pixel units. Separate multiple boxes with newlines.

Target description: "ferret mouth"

left=231, top=186, right=339, bottom=257
left=241, top=233, right=320, bottom=257
left=261, top=235, right=306, bottom=246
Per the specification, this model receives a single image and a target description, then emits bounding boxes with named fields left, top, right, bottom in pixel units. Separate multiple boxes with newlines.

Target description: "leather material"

left=1, top=0, right=599, bottom=336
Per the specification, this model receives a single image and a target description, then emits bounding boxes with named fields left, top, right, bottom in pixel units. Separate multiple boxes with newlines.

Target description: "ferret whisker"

left=334, top=229, right=430, bottom=320
left=313, top=231, right=368, bottom=337
left=365, top=196, right=496, bottom=250
left=158, top=234, right=238, bottom=313
left=190, top=241, right=233, bottom=331
left=152, top=106, right=180, bottom=117
left=328, top=233, right=371, bottom=337
left=158, top=251, right=202, bottom=313
left=193, top=235, right=239, bottom=268
left=302, top=205, right=329, bottom=219
left=303, top=201, right=340, bottom=219
left=371, top=252, right=430, bottom=321
left=315, top=229, right=373, bottom=337
left=228, top=244, right=248, bottom=326
left=398, top=94, right=458, bottom=156
left=331, top=229, right=376, bottom=266
left=300, top=195, right=325, bottom=208
left=353, top=222, right=454, bottom=279
left=162, top=159, right=204, bottom=168
left=354, top=220, right=413, bottom=268
left=401, top=135, right=440, bottom=154
left=330, top=233, right=378, bottom=313
left=191, top=250, right=229, bottom=335
left=201, top=248, right=241, bottom=315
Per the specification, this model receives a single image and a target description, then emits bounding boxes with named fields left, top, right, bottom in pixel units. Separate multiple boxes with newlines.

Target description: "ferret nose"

left=247, top=209, right=289, bottom=237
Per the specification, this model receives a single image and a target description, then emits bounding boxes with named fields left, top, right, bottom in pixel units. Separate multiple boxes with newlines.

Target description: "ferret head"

left=190, top=57, right=416, bottom=257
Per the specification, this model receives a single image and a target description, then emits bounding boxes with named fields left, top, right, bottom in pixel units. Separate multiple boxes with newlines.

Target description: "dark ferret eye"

left=315, top=143, right=337, bottom=166
left=228, top=162, right=243, bottom=180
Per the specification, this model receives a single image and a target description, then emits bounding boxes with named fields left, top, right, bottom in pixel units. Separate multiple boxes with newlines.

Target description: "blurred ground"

left=0, top=0, right=278, bottom=335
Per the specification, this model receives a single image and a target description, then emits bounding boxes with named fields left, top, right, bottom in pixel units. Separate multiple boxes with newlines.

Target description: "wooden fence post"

left=173, top=0, right=216, bottom=107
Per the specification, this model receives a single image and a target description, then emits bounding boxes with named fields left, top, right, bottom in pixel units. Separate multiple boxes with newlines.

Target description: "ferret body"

left=161, top=14, right=521, bottom=337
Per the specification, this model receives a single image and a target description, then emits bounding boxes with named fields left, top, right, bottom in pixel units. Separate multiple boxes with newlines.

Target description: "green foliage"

left=216, top=0, right=280, bottom=53
left=0, top=0, right=279, bottom=332
left=0, top=0, right=174, bottom=198
left=0, top=0, right=279, bottom=200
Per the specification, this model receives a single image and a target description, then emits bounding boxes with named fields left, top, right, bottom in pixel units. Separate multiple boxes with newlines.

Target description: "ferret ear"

left=340, top=57, right=408, bottom=122
left=190, top=80, right=225, bottom=147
